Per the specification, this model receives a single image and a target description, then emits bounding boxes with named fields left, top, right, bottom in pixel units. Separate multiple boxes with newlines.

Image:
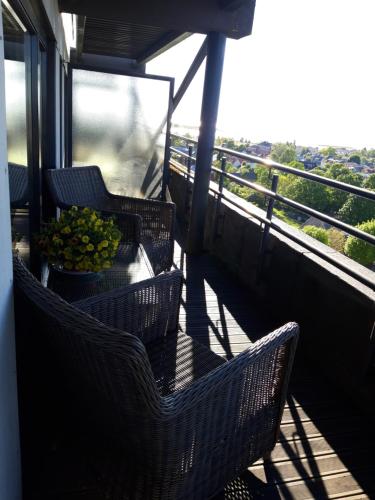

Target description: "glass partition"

left=3, top=4, right=27, bottom=165
left=72, top=69, right=171, bottom=198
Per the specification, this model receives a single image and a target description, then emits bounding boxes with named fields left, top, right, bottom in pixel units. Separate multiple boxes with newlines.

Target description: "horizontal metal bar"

left=217, top=192, right=374, bottom=291
left=174, top=159, right=375, bottom=246
left=217, top=168, right=375, bottom=246
left=171, top=133, right=375, bottom=202
left=169, top=162, right=375, bottom=290
left=170, top=146, right=196, bottom=162
left=171, top=133, right=198, bottom=144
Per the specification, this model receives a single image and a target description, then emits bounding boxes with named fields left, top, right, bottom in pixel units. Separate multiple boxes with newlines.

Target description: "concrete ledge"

left=169, top=167, right=375, bottom=409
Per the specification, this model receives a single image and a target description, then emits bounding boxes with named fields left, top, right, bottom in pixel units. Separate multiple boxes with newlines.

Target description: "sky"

left=147, top=0, right=375, bottom=149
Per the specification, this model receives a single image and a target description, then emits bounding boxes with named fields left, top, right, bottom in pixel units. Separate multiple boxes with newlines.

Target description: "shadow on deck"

left=172, top=239, right=375, bottom=500
left=17, top=228, right=375, bottom=499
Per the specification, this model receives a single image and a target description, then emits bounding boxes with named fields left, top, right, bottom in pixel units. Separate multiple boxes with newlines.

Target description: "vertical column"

left=25, top=34, right=41, bottom=275
left=0, top=4, right=22, bottom=499
left=161, top=78, right=174, bottom=200
left=186, top=31, right=226, bottom=254
left=42, top=40, right=57, bottom=220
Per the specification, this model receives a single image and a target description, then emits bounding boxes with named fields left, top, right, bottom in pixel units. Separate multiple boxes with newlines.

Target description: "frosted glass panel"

left=72, top=70, right=170, bottom=198
left=4, top=59, right=27, bottom=165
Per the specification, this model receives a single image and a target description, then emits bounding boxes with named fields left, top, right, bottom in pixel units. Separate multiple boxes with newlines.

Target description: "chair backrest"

left=9, top=163, right=29, bottom=208
left=46, top=166, right=109, bottom=210
left=13, top=257, right=162, bottom=445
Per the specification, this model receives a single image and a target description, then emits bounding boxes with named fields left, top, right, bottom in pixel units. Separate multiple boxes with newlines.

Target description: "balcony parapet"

left=169, top=163, right=375, bottom=410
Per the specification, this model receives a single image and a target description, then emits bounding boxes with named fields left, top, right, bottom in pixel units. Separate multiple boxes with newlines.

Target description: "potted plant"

left=36, top=206, right=122, bottom=293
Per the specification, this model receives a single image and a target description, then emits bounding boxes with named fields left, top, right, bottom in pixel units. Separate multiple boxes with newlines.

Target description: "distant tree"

left=338, top=174, right=375, bottom=225
left=327, top=228, right=346, bottom=252
left=280, top=177, right=330, bottom=213
left=238, top=163, right=252, bottom=176
left=324, top=163, right=363, bottom=213
left=344, top=219, right=375, bottom=267
left=216, top=136, right=236, bottom=149
left=249, top=165, right=272, bottom=208
left=348, top=154, right=361, bottom=164
left=303, top=226, right=329, bottom=245
left=270, top=143, right=297, bottom=164
left=288, top=160, right=305, bottom=170
left=321, top=146, right=337, bottom=158
left=224, top=138, right=236, bottom=150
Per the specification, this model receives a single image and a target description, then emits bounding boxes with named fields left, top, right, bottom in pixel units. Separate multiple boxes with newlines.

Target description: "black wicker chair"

left=9, top=163, right=29, bottom=208
left=45, top=166, right=176, bottom=275
left=14, top=256, right=299, bottom=500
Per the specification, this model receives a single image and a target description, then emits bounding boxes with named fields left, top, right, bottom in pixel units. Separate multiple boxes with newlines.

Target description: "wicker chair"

left=13, top=256, right=299, bottom=500
left=9, top=163, right=29, bottom=208
left=45, top=166, right=176, bottom=275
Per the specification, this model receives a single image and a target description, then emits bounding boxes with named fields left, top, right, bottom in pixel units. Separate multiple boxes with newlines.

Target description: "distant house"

left=301, top=216, right=331, bottom=231
left=246, top=141, right=272, bottom=157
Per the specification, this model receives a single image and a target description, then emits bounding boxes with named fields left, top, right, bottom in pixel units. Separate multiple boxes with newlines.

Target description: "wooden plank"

left=268, top=432, right=375, bottom=463
left=250, top=451, right=375, bottom=485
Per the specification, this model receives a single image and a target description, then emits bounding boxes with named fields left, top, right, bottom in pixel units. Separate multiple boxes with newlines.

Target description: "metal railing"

left=169, top=133, right=375, bottom=290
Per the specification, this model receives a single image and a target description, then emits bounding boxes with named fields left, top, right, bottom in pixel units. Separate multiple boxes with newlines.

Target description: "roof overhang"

left=59, top=0, right=256, bottom=63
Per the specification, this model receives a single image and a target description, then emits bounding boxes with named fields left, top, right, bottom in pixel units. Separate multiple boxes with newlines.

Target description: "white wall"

left=0, top=4, right=22, bottom=499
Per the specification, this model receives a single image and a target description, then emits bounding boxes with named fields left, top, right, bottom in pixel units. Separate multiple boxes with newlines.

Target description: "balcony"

left=13, top=226, right=375, bottom=499
left=1, top=1, right=375, bottom=499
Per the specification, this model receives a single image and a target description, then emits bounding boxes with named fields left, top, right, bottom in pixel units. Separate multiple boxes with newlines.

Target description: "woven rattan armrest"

left=162, top=322, right=299, bottom=417
left=74, top=270, right=183, bottom=344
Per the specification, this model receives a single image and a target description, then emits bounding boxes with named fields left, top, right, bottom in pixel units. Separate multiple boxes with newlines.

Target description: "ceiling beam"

left=58, top=0, right=256, bottom=39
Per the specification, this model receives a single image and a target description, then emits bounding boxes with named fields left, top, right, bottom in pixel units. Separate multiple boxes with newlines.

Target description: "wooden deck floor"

left=173, top=243, right=375, bottom=500
left=18, top=229, right=375, bottom=499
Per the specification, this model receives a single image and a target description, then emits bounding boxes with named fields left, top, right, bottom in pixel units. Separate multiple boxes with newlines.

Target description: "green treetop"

left=344, top=219, right=375, bottom=267
left=270, top=143, right=297, bottom=164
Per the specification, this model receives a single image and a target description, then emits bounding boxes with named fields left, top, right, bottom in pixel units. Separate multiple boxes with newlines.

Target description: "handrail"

left=170, top=133, right=375, bottom=202
left=169, top=160, right=375, bottom=291
left=211, top=166, right=375, bottom=245
left=169, top=134, right=375, bottom=289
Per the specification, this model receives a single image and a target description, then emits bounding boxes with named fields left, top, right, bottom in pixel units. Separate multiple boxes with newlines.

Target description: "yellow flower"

left=102, top=250, right=108, bottom=258
left=64, top=261, right=73, bottom=270
left=61, top=226, right=71, bottom=234
left=83, top=207, right=91, bottom=214
left=86, top=243, right=94, bottom=252
left=101, top=240, right=109, bottom=248
left=97, top=243, right=102, bottom=251
left=77, top=218, right=85, bottom=225
left=70, top=206, right=78, bottom=212
left=103, top=261, right=111, bottom=269
left=90, top=213, right=97, bottom=221
left=81, top=235, right=89, bottom=243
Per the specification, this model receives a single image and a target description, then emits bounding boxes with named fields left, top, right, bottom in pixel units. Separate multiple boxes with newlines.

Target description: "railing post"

left=257, top=174, right=279, bottom=283
left=186, top=32, right=226, bottom=254
left=213, top=156, right=226, bottom=239
left=184, top=144, right=193, bottom=225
